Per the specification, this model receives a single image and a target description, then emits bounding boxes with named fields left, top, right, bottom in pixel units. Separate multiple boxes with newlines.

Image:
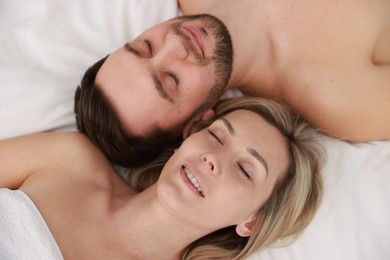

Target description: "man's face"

left=95, top=14, right=233, bottom=137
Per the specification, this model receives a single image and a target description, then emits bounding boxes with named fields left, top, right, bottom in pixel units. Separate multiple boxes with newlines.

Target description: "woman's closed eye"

left=208, top=129, right=223, bottom=145
left=238, top=163, right=252, bottom=180
left=208, top=127, right=253, bottom=181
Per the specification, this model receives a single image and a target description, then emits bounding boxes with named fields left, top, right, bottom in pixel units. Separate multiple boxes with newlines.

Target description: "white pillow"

left=0, top=0, right=179, bottom=139
left=2, top=2, right=390, bottom=260
left=250, top=136, right=390, bottom=260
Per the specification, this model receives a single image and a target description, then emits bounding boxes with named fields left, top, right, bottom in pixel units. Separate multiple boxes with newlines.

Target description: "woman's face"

left=157, top=109, right=290, bottom=234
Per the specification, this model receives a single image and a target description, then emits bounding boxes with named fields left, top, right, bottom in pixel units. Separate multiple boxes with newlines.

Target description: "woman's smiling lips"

left=181, top=165, right=205, bottom=197
left=183, top=26, right=205, bottom=58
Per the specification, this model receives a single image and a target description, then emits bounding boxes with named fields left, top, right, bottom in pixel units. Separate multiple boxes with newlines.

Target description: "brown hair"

left=74, top=46, right=230, bottom=168
left=128, top=97, right=324, bottom=259
left=74, top=57, right=179, bottom=167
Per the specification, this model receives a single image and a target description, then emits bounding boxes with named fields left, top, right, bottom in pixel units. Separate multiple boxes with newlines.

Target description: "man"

left=76, top=0, right=390, bottom=166
left=75, top=14, right=233, bottom=167
left=178, top=0, right=390, bottom=142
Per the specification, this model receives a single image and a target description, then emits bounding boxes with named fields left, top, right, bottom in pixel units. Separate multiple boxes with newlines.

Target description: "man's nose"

left=156, top=33, right=188, bottom=61
left=201, top=152, right=220, bottom=176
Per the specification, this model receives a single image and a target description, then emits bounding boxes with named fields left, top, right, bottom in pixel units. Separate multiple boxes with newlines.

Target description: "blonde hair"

left=128, top=97, right=324, bottom=259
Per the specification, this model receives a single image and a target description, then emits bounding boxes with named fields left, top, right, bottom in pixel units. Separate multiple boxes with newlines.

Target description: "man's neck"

left=179, top=0, right=281, bottom=98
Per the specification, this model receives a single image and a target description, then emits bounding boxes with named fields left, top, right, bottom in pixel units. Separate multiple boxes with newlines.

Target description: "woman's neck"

left=111, top=184, right=207, bottom=259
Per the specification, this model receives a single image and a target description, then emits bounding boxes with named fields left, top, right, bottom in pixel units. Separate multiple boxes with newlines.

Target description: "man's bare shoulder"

left=373, top=27, right=390, bottom=66
left=275, top=8, right=390, bottom=141
left=279, top=61, right=390, bottom=142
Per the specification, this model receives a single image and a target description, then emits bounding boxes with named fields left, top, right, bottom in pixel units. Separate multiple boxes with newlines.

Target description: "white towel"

left=0, top=188, right=63, bottom=260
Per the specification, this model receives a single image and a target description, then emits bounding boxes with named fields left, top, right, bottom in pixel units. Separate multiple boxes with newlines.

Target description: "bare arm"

left=0, top=132, right=96, bottom=189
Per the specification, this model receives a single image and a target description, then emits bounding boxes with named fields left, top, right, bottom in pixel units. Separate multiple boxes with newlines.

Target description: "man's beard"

left=171, top=14, right=234, bottom=89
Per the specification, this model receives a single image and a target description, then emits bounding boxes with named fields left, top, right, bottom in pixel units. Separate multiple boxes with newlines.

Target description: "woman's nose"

left=201, top=153, right=220, bottom=176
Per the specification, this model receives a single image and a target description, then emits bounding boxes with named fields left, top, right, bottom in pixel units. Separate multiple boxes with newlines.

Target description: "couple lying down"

left=0, top=97, right=323, bottom=259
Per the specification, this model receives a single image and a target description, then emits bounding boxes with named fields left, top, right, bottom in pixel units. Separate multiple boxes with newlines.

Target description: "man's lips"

left=183, top=26, right=205, bottom=58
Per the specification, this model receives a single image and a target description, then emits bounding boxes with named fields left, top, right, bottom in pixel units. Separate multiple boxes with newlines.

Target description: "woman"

left=0, top=97, right=323, bottom=259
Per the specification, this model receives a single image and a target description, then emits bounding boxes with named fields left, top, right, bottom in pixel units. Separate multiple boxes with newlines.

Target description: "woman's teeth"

left=184, top=167, right=204, bottom=197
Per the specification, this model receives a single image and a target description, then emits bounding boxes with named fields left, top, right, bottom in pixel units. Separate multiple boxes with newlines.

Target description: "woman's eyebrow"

left=221, top=118, right=234, bottom=134
left=247, top=148, right=269, bottom=176
left=221, top=117, right=269, bottom=176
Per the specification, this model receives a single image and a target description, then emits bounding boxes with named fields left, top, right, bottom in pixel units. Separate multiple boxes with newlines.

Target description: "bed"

left=1, top=0, right=389, bottom=259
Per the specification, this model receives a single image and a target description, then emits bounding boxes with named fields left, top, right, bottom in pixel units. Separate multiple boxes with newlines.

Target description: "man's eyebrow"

left=124, top=43, right=173, bottom=103
left=221, top=117, right=269, bottom=176
left=151, top=74, right=174, bottom=103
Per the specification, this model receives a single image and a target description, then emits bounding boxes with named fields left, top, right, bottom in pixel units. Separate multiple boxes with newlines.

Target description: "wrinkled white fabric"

left=0, top=188, right=63, bottom=260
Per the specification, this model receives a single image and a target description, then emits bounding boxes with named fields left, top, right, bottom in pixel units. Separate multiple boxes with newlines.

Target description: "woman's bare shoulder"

left=40, top=132, right=107, bottom=161
left=11, top=131, right=109, bottom=165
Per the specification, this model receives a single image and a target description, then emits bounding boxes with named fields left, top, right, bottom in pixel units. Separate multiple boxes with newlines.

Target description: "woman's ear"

left=182, top=109, right=216, bottom=139
left=235, top=216, right=258, bottom=237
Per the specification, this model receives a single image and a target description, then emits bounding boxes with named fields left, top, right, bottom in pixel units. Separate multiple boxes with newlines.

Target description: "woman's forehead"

left=222, top=109, right=290, bottom=177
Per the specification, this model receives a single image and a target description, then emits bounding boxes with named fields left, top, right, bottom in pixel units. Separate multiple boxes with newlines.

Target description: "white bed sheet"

left=1, top=1, right=389, bottom=259
left=0, top=0, right=178, bottom=138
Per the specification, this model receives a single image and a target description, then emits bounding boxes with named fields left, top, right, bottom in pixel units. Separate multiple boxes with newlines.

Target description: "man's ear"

left=235, top=216, right=258, bottom=237
left=182, top=109, right=215, bottom=139
left=200, top=108, right=216, bottom=121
